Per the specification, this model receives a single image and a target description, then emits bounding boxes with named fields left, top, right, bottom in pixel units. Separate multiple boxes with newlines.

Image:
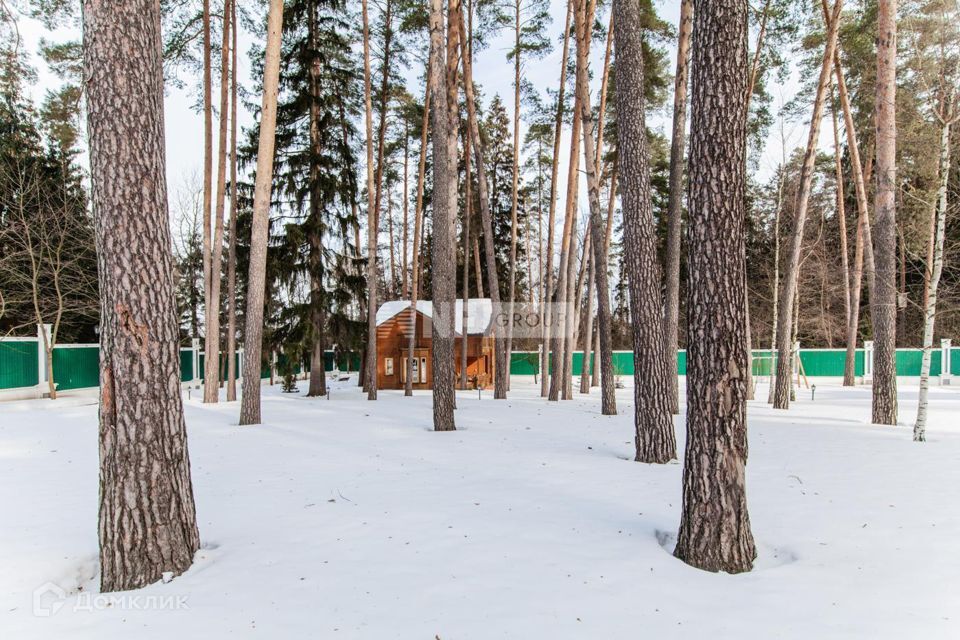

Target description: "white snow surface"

left=376, top=298, right=494, bottom=335
left=2, top=378, right=959, bottom=638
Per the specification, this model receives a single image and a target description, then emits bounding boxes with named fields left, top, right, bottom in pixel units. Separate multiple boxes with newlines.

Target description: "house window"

left=385, top=357, right=394, bottom=376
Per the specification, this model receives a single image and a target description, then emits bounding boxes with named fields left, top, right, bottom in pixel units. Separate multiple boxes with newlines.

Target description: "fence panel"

left=51, top=346, right=100, bottom=390
left=0, top=341, right=39, bottom=389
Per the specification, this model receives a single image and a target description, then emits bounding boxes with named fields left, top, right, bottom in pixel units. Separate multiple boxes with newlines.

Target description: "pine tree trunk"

left=674, top=0, right=756, bottom=574
left=402, top=120, right=410, bottom=298
left=872, top=0, right=898, bottom=425
left=613, top=0, right=674, bottom=456
left=663, top=0, right=693, bottom=416
left=458, top=4, right=507, bottom=399
left=307, top=1, right=326, bottom=398
left=362, top=0, right=379, bottom=400
left=595, top=165, right=617, bottom=390
left=573, top=0, right=615, bottom=414
left=203, top=0, right=232, bottom=403
left=239, top=0, right=284, bottom=426
left=84, top=0, right=201, bottom=590
left=504, top=0, right=522, bottom=391
left=579, top=251, right=595, bottom=394
left=461, top=123, right=472, bottom=390
left=550, top=93, right=581, bottom=402
left=915, top=113, right=951, bottom=442
left=831, top=87, right=852, bottom=333
left=772, top=0, right=842, bottom=410
left=405, top=67, right=430, bottom=397
left=540, top=0, right=574, bottom=398
left=427, top=0, right=458, bottom=430
left=830, top=40, right=872, bottom=386
left=226, top=0, right=239, bottom=402
left=201, top=0, right=214, bottom=400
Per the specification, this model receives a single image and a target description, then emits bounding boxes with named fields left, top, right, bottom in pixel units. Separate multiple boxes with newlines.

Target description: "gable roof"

left=375, top=299, right=493, bottom=336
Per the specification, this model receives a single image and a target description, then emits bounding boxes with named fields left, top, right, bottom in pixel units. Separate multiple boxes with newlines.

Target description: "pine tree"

left=83, top=0, right=200, bottom=590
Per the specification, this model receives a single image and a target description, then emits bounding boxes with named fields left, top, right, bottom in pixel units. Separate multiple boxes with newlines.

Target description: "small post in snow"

left=941, top=339, right=952, bottom=386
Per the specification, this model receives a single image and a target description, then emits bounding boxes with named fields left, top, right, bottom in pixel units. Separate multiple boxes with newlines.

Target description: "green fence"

left=3, top=340, right=958, bottom=392
left=51, top=346, right=100, bottom=390
left=508, top=348, right=947, bottom=377
left=0, top=340, right=39, bottom=389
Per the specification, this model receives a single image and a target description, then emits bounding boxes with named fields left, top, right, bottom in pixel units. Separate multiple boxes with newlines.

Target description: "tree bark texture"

left=226, top=0, right=239, bottom=402
left=772, top=0, right=842, bottom=410
left=458, top=4, right=507, bottom=399
left=84, top=0, right=201, bottom=591
left=575, top=0, right=616, bottom=416
left=674, top=0, right=756, bottom=574
left=405, top=70, right=431, bottom=397
left=239, top=0, right=284, bottom=426
left=914, top=114, right=951, bottom=441
left=613, top=0, right=675, bottom=457
left=362, top=0, right=379, bottom=400
left=428, top=0, right=458, bottom=430
left=871, top=0, right=898, bottom=425
left=203, top=0, right=232, bottom=402
left=539, top=0, right=574, bottom=397
left=663, top=0, right=692, bottom=416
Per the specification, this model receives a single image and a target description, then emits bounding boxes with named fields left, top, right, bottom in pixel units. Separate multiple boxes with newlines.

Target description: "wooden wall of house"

left=375, top=308, right=495, bottom=390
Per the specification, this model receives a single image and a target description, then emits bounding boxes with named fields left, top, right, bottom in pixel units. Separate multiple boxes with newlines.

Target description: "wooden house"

left=374, top=299, right=495, bottom=390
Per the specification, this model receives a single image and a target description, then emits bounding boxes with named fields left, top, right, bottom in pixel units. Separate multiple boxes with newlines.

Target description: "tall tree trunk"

left=226, top=0, right=239, bottom=402
left=239, top=0, right=284, bottom=426
left=663, top=0, right=693, bottom=415
left=84, top=0, right=200, bottom=590
left=579, top=248, right=595, bottom=394
left=872, top=0, right=898, bottom=425
left=550, top=91, right=581, bottom=402
left=461, top=121, right=472, bottom=389
left=201, top=0, right=213, bottom=400
left=540, top=0, right=574, bottom=398
left=829, top=29, right=874, bottom=385
left=459, top=4, right=507, bottom=399
left=595, top=165, right=617, bottom=389
left=574, top=0, right=615, bottom=415
left=915, top=109, right=952, bottom=442
left=428, top=0, right=457, bottom=430
left=674, top=0, right=756, bottom=574
left=307, top=0, right=326, bottom=398
left=372, top=0, right=394, bottom=242
left=831, top=84, right=852, bottom=334
left=767, top=128, right=786, bottom=405
left=579, top=12, right=614, bottom=397
left=613, top=0, right=674, bottom=455
left=405, top=64, right=430, bottom=397
left=505, top=0, right=522, bottom=391
left=402, top=119, right=410, bottom=298
left=772, top=0, right=842, bottom=410
left=204, top=0, right=232, bottom=402
left=362, top=0, right=379, bottom=400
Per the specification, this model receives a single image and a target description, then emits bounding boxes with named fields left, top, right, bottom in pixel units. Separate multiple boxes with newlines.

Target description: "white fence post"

left=191, top=338, right=201, bottom=388
left=864, top=340, right=874, bottom=384
left=36, top=323, right=51, bottom=398
left=941, top=339, right=952, bottom=386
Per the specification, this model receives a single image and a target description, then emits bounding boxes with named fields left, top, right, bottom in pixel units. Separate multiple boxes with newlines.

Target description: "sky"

left=17, top=0, right=805, bottom=242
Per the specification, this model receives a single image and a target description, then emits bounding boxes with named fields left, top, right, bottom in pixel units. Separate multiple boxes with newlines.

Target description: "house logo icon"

left=32, top=582, right=66, bottom=617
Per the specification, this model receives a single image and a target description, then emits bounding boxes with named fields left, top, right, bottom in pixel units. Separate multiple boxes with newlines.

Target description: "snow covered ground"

left=2, top=376, right=958, bottom=639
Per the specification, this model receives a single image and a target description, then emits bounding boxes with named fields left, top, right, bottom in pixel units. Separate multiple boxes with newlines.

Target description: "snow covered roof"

left=375, top=299, right=493, bottom=336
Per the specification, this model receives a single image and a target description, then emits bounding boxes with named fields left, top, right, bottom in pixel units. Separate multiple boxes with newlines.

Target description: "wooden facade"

left=375, top=304, right=495, bottom=390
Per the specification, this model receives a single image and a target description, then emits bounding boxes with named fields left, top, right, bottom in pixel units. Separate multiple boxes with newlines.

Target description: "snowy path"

left=1, top=378, right=958, bottom=638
